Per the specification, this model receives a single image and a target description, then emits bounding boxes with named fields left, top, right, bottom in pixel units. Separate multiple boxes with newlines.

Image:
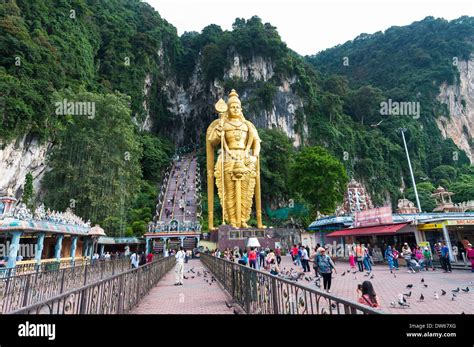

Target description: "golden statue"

left=206, top=89, right=263, bottom=229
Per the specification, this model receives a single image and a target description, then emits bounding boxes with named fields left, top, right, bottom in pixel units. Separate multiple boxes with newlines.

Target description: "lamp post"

left=399, top=128, right=422, bottom=212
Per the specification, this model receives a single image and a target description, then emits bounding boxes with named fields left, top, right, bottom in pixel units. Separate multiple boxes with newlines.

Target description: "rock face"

left=436, top=58, right=474, bottom=163
left=0, top=135, right=51, bottom=200
left=161, top=53, right=307, bottom=146
left=136, top=73, right=153, bottom=132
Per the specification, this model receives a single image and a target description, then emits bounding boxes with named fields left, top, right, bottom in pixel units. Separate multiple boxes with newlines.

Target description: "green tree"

left=22, top=172, right=34, bottom=208
left=289, top=146, right=348, bottom=215
left=140, top=134, right=174, bottom=183
left=259, top=129, right=294, bottom=207
left=431, top=165, right=457, bottom=185
left=345, top=85, right=385, bottom=125
left=43, top=91, right=142, bottom=226
left=406, top=182, right=437, bottom=212
left=450, top=173, right=474, bottom=203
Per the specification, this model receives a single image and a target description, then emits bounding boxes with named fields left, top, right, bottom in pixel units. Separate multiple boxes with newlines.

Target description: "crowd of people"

left=208, top=238, right=473, bottom=309
left=209, top=244, right=380, bottom=307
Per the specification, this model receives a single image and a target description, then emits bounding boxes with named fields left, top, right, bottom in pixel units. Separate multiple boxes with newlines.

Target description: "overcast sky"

left=147, top=0, right=473, bottom=56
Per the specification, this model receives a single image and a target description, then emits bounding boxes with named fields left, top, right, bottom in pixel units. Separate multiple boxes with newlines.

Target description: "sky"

left=147, top=0, right=473, bottom=56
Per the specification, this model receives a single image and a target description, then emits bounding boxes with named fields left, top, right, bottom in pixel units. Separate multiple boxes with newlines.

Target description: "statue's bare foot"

left=241, top=222, right=249, bottom=228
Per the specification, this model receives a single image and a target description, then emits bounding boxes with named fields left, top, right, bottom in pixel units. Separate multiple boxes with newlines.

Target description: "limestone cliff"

left=0, top=135, right=51, bottom=200
left=161, top=53, right=307, bottom=146
left=436, top=58, right=474, bottom=163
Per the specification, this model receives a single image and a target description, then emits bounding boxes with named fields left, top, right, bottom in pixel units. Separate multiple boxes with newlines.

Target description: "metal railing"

left=10, top=256, right=175, bottom=314
left=201, top=254, right=382, bottom=315
left=4, top=257, right=96, bottom=277
left=0, top=257, right=132, bottom=314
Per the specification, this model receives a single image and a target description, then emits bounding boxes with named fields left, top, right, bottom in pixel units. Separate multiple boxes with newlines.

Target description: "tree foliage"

left=289, top=146, right=348, bottom=215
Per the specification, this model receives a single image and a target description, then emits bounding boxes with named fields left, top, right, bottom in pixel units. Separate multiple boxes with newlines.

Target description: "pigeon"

left=403, top=291, right=412, bottom=298
left=390, top=301, right=396, bottom=307
left=370, top=274, right=375, bottom=279
left=434, top=292, right=439, bottom=300
left=191, top=276, right=195, bottom=279
left=233, top=308, right=239, bottom=314
left=441, top=289, right=446, bottom=296
left=190, top=268, right=195, bottom=273
left=393, top=273, right=397, bottom=278
left=423, top=284, right=428, bottom=288
left=315, top=281, right=321, bottom=288
left=452, top=288, right=460, bottom=293
left=419, top=294, right=424, bottom=302
left=352, top=271, right=358, bottom=275
left=452, top=294, right=456, bottom=301
left=197, top=271, right=201, bottom=277
left=225, top=301, right=233, bottom=309
left=406, top=284, right=413, bottom=289
left=398, top=296, right=410, bottom=308
left=305, top=277, right=310, bottom=282
left=209, top=282, right=212, bottom=286
left=346, top=270, right=351, bottom=274
left=330, top=303, right=337, bottom=310
left=364, top=273, right=370, bottom=277
left=341, top=272, right=346, bottom=277
left=461, top=287, right=469, bottom=293
left=183, top=275, right=188, bottom=280
left=421, top=278, right=424, bottom=283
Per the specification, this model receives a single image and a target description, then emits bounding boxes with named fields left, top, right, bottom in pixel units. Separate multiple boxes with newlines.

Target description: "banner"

left=354, top=206, right=393, bottom=227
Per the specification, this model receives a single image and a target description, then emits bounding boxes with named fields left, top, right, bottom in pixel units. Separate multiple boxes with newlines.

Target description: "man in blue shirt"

left=441, top=241, right=452, bottom=273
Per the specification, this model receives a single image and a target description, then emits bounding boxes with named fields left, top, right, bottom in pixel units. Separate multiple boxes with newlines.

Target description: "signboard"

left=446, top=220, right=474, bottom=226
left=417, top=223, right=444, bottom=230
left=354, top=206, right=393, bottom=227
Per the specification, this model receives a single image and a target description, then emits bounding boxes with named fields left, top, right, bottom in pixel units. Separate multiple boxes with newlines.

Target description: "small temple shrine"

left=0, top=191, right=104, bottom=269
left=396, top=198, right=419, bottom=214
left=430, top=186, right=472, bottom=213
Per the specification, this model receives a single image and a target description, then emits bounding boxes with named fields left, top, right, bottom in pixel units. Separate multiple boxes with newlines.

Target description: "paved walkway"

left=131, top=259, right=234, bottom=314
left=278, top=256, right=474, bottom=314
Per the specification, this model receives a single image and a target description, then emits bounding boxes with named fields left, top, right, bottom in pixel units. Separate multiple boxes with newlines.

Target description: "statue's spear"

left=215, top=99, right=227, bottom=225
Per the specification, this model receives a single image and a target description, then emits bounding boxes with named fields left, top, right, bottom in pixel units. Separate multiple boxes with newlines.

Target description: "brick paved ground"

left=277, top=255, right=474, bottom=314
left=131, top=259, right=234, bottom=314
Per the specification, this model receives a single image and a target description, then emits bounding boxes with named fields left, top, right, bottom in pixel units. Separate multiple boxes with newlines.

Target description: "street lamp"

left=399, top=128, right=422, bottom=212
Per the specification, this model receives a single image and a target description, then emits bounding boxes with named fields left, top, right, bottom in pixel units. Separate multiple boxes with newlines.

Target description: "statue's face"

left=228, top=102, right=242, bottom=117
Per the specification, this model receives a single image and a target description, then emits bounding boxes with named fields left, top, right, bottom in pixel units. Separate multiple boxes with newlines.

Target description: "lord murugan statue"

left=206, top=89, right=263, bottom=229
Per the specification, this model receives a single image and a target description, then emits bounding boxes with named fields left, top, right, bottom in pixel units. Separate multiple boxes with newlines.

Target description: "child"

left=349, top=251, right=356, bottom=269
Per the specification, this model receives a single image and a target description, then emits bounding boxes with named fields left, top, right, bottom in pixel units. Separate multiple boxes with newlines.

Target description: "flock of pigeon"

left=183, top=267, right=217, bottom=286
left=183, top=264, right=471, bottom=313
left=275, top=266, right=472, bottom=311
left=391, top=278, right=471, bottom=309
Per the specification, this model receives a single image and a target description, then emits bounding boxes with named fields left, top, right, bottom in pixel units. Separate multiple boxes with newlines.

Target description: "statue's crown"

left=227, top=89, right=241, bottom=106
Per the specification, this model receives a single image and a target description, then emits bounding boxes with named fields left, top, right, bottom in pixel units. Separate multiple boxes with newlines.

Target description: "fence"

left=0, top=257, right=132, bottom=314
left=10, top=256, right=175, bottom=314
left=201, top=254, right=382, bottom=315
left=2, top=257, right=99, bottom=277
